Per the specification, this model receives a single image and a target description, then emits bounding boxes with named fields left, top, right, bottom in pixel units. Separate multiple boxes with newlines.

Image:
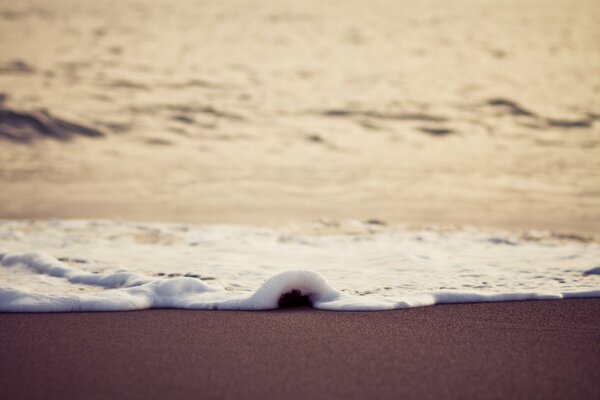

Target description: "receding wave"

left=1, top=235, right=599, bottom=312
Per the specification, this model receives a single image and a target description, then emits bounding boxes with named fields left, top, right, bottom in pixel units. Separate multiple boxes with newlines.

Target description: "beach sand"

left=1, top=299, right=599, bottom=400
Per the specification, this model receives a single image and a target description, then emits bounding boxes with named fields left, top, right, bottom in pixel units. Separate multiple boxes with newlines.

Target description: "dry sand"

left=0, top=0, right=599, bottom=233
left=1, top=299, right=599, bottom=400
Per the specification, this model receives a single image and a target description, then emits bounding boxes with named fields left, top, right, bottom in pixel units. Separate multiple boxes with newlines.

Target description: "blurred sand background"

left=0, top=0, right=599, bottom=234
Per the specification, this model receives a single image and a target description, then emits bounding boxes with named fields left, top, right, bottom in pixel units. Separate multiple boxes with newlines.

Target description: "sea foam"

left=0, top=220, right=599, bottom=312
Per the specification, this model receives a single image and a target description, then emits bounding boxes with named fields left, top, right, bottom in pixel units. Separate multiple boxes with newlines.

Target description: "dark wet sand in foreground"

left=1, top=299, right=599, bottom=400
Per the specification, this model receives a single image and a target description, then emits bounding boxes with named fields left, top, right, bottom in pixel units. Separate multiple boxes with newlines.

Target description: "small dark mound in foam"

left=278, top=290, right=313, bottom=309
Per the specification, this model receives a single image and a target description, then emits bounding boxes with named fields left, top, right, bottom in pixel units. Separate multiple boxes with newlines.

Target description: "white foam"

left=0, top=220, right=599, bottom=312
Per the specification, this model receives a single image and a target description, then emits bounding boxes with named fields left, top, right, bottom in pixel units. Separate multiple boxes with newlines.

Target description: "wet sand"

left=1, top=299, right=599, bottom=400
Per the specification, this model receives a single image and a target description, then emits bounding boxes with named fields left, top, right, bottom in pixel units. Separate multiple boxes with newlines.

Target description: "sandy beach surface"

left=1, top=299, right=599, bottom=400
left=1, top=0, right=599, bottom=234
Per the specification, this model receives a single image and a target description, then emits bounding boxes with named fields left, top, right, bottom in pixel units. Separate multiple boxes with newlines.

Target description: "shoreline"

left=1, top=216, right=598, bottom=243
left=2, top=299, right=599, bottom=400
left=1, top=198, right=599, bottom=237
